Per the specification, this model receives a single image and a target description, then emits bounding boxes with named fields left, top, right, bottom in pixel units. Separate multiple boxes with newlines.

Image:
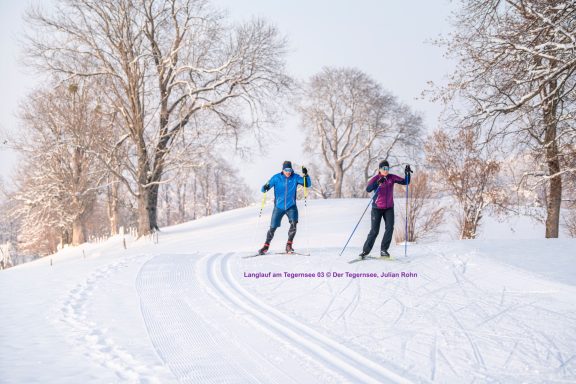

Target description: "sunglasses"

left=283, top=168, right=293, bottom=173
left=380, top=166, right=390, bottom=171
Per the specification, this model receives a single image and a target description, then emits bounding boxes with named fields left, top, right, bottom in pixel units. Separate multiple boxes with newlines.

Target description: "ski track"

left=213, top=252, right=418, bottom=384
left=238, top=244, right=576, bottom=383
left=136, top=253, right=282, bottom=384
left=56, top=254, right=169, bottom=383
left=51, top=243, right=576, bottom=384
left=419, top=245, right=576, bottom=382
left=135, top=251, right=422, bottom=384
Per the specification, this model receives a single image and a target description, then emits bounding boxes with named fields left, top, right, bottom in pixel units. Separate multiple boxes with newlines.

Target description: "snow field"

left=1, top=199, right=575, bottom=383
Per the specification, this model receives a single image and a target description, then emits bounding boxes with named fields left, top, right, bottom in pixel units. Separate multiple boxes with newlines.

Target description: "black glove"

left=262, top=182, right=271, bottom=192
left=405, top=164, right=413, bottom=174
left=377, top=177, right=386, bottom=185
left=302, top=166, right=308, bottom=176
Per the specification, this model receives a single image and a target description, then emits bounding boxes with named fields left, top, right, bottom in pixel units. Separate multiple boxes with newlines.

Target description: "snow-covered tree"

left=436, top=0, right=576, bottom=238
left=25, top=0, right=291, bottom=236
left=0, top=183, right=19, bottom=267
left=564, top=143, right=576, bottom=236
left=11, top=80, right=107, bottom=250
left=298, top=67, right=422, bottom=198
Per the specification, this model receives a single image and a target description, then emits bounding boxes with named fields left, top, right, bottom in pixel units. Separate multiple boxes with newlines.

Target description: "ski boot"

left=359, top=251, right=369, bottom=259
left=380, top=250, right=390, bottom=258
left=285, top=241, right=295, bottom=254
left=258, top=243, right=270, bottom=255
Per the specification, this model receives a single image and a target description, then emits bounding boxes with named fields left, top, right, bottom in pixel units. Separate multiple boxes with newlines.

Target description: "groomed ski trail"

left=209, top=252, right=421, bottom=383
left=55, top=255, right=172, bottom=383
left=136, top=252, right=421, bottom=384
left=136, top=253, right=284, bottom=384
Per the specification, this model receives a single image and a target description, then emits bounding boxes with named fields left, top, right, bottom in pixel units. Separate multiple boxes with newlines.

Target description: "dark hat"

left=379, top=160, right=389, bottom=169
left=282, top=160, right=292, bottom=170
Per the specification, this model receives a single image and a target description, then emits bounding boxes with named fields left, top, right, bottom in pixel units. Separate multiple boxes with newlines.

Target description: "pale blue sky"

left=0, top=0, right=456, bottom=192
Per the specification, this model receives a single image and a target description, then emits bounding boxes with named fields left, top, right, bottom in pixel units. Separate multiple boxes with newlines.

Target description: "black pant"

left=265, top=222, right=297, bottom=244
left=362, top=207, right=395, bottom=253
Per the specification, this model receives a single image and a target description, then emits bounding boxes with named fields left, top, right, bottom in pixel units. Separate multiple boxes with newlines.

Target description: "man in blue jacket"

left=258, top=160, right=311, bottom=255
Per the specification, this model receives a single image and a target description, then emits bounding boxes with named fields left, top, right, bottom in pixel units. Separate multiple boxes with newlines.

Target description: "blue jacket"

left=262, top=172, right=311, bottom=210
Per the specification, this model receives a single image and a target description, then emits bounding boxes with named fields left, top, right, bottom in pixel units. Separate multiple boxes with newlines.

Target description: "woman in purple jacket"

left=359, top=160, right=412, bottom=258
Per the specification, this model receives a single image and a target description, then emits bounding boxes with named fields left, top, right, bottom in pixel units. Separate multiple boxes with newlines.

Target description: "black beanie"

left=282, top=160, right=292, bottom=170
left=379, top=160, right=389, bottom=169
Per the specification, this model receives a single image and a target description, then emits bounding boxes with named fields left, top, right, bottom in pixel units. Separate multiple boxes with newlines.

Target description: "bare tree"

left=565, top=206, right=576, bottom=237
left=0, top=243, right=14, bottom=270
left=156, top=154, right=252, bottom=226
left=298, top=67, right=422, bottom=198
left=0, top=182, right=17, bottom=246
left=563, top=143, right=576, bottom=236
left=425, top=127, right=502, bottom=239
left=394, top=173, right=446, bottom=243
left=10, top=80, right=106, bottom=250
left=25, top=0, right=291, bottom=236
left=435, top=0, right=576, bottom=237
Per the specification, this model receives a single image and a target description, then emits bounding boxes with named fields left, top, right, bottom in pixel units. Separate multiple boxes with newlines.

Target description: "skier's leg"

left=362, top=209, right=383, bottom=254
left=381, top=208, right=395, bottom=252
left=260, top=207, right=283, bottom=253
left=269, top=206, right=285, bottom=231
left=265, top=227, right=277, bottom=244
left=287, top=222, right=297, bottom=241
left=286, top=206, right=299, bottom=240
left=286, top=206, right=298, bottom=252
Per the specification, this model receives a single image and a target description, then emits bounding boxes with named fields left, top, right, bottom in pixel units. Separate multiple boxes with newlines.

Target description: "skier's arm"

left=297, top=175, right=312, bottom=187
left=391, top=174, right=409, bottom=185
left=296, top=166, right=311, bottom=187
left=394, top=165, right=412, bottom=185
left=391, top=174, right=406, bottom=185
left=261, top=176, right=275, bottom=193
left=366, top=175, right=380, bottom=192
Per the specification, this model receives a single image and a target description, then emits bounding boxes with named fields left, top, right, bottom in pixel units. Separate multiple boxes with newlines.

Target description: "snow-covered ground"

left=1, top=199, right=575, bottom=383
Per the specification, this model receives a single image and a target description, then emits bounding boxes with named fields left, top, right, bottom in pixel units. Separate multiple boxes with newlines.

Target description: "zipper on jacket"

left=284, top=176, right=288, bottom=209
left=381, top=177, right=388, bottom=209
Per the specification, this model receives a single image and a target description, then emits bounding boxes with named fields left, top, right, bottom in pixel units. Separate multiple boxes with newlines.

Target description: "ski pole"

left=303, top=169, right=308, bottom=201
left=302, top=167, right=310, bottom=255
left=252, top=191, right=267, bottom=247
left=404, top=165, right=412, bottom=258
left=339, top=185, right=380, bottom=256
left=404, top=177, right=409, bottom=258
left=258, top=191, right=267, bottom=221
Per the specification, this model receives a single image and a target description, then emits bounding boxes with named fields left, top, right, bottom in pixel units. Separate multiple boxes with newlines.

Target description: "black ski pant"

left=265, top=222, right=297, bottom=245
left=362, top=207, right=395, bottom=254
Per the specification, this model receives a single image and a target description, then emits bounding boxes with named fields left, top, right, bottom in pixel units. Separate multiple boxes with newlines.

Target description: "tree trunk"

left=192, top=178, right=197, bottom=220
left=137, top=189, right=152, bottom=236
left=543, top=97, right=561, bottom=238
left=71, top=218, right=85, bottom=245
left=334, top=162, right=344, bottom=198
left=461, top=219, right=476, bottom=239
left=461, top=206, right=479, bottom=240
left=148, top=183, right=160, bottom=232
left=545, top=167, right=561, bottom=238
left=216, top=173, right=222, bottom=213
left=164, top=187, right=171, bottom=227
left=136, top=135, right=154, bottom=236
left=178, top=182, right=186, bottom=223
left=107, top=182, right=120, bottom=236
left=61, top=229, right=70, bottom=247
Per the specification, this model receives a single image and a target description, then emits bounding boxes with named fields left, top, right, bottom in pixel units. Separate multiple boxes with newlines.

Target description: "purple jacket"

left=366, top=173, right=410, bottom=209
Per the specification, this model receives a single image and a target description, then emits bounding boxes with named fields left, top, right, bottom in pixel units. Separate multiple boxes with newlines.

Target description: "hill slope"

left=1, top=199, right=575, bottom=383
